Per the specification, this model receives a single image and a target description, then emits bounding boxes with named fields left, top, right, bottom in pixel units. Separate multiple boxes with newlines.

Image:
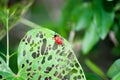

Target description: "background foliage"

left=0, top=0, right=120, bottom=80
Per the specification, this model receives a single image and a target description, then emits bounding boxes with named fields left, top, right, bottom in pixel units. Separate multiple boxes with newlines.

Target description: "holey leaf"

left=17, top=28, right=86, bottom=80
left=0, top=28, right=86, bottom=79
left=0, top=28, right=87, bottom=80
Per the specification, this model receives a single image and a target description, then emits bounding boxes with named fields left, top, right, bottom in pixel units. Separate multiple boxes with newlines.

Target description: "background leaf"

left=112, top=72, right=120, bottom=80
left=0, top=0, right=7, bottom=8
left=86, top=73, right=101, bottom=80
left=85, top=59, right=107, bottom=80
left=93, top=0, right=114, bottom=39
left=0, top=57, right=14, bottom=80
left=107, top=59, right=120, bottom=78
left=82, top=18, right=100, bottom=54
left=0, top=0, right=34, bottom=41
left=82, top=0, right=114, bottom=54
left=61, top=0, right=114, bottom=54
left=75, top=2, right=93, bottom=31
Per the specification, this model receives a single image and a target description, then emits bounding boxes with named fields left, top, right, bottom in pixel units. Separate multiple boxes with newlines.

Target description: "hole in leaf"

left=41, top=39, right=47, bottom=55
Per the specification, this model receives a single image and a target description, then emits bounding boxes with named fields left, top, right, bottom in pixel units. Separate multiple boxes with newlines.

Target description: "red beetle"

left=54, top=35, right=63, bottom=45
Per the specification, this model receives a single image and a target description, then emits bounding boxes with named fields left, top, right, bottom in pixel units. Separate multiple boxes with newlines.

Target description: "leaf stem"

left=20, top=18, right=41, bottom=28
left=6, top=10, right=9, bottom=66
left=85, top=59, right=109, bottom=80
left=0, top=51, right=6, bottom=58
left=9, top=51, right=17, bottom=58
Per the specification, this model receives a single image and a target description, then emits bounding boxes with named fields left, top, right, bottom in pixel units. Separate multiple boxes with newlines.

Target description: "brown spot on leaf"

left=41, top=39, right=47, bottom=55
left=38, top=75, right=41, bottom=80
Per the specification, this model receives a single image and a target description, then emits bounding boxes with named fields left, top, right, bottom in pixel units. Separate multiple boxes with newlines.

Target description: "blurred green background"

left=0, top=0, right=120, bottom=80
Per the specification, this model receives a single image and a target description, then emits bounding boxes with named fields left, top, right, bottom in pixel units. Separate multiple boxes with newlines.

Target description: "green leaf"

left=0, top=8, right=7, bottom=26
left=62, top=0, right=82, bottom=24
left=0, top=0, right=7, bottom=8
left=62, top=0, right=115, bottom=54
left=107, top=59, right=120, bottom=78
left=0, top=8, right=7, bottom=40
left=93, top=0, right=114, bottom=39
left=74, top=2, right=93, bottom=31
left=0, top=57, right=14, bottom=80
left=85, top=59, right=108, bottom=80
left=82, top=0, right=114, bottom=53
left=86, top=73, right=102, bottom=80
left=0, top=28, right=86, bottom=79
left=17, top=28, right=86, bottom=80
left=112, top=72, right=120, bottom=80
left=82, top=16, right=100, bottom=54
left=0, top=0, right=34, bottom=41
left=8, top=0, right=33, bottom=29
left=61, top=0, right=83, bottom=32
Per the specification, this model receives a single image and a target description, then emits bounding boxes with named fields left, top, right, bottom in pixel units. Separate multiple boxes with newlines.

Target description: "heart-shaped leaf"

left=0, top=28, right=86, bottom=80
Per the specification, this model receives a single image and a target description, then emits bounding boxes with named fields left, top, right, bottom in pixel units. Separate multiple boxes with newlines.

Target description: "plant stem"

left=20, top=18, right=41, bottom=28
left=6, top=10, right=9, bottom=66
